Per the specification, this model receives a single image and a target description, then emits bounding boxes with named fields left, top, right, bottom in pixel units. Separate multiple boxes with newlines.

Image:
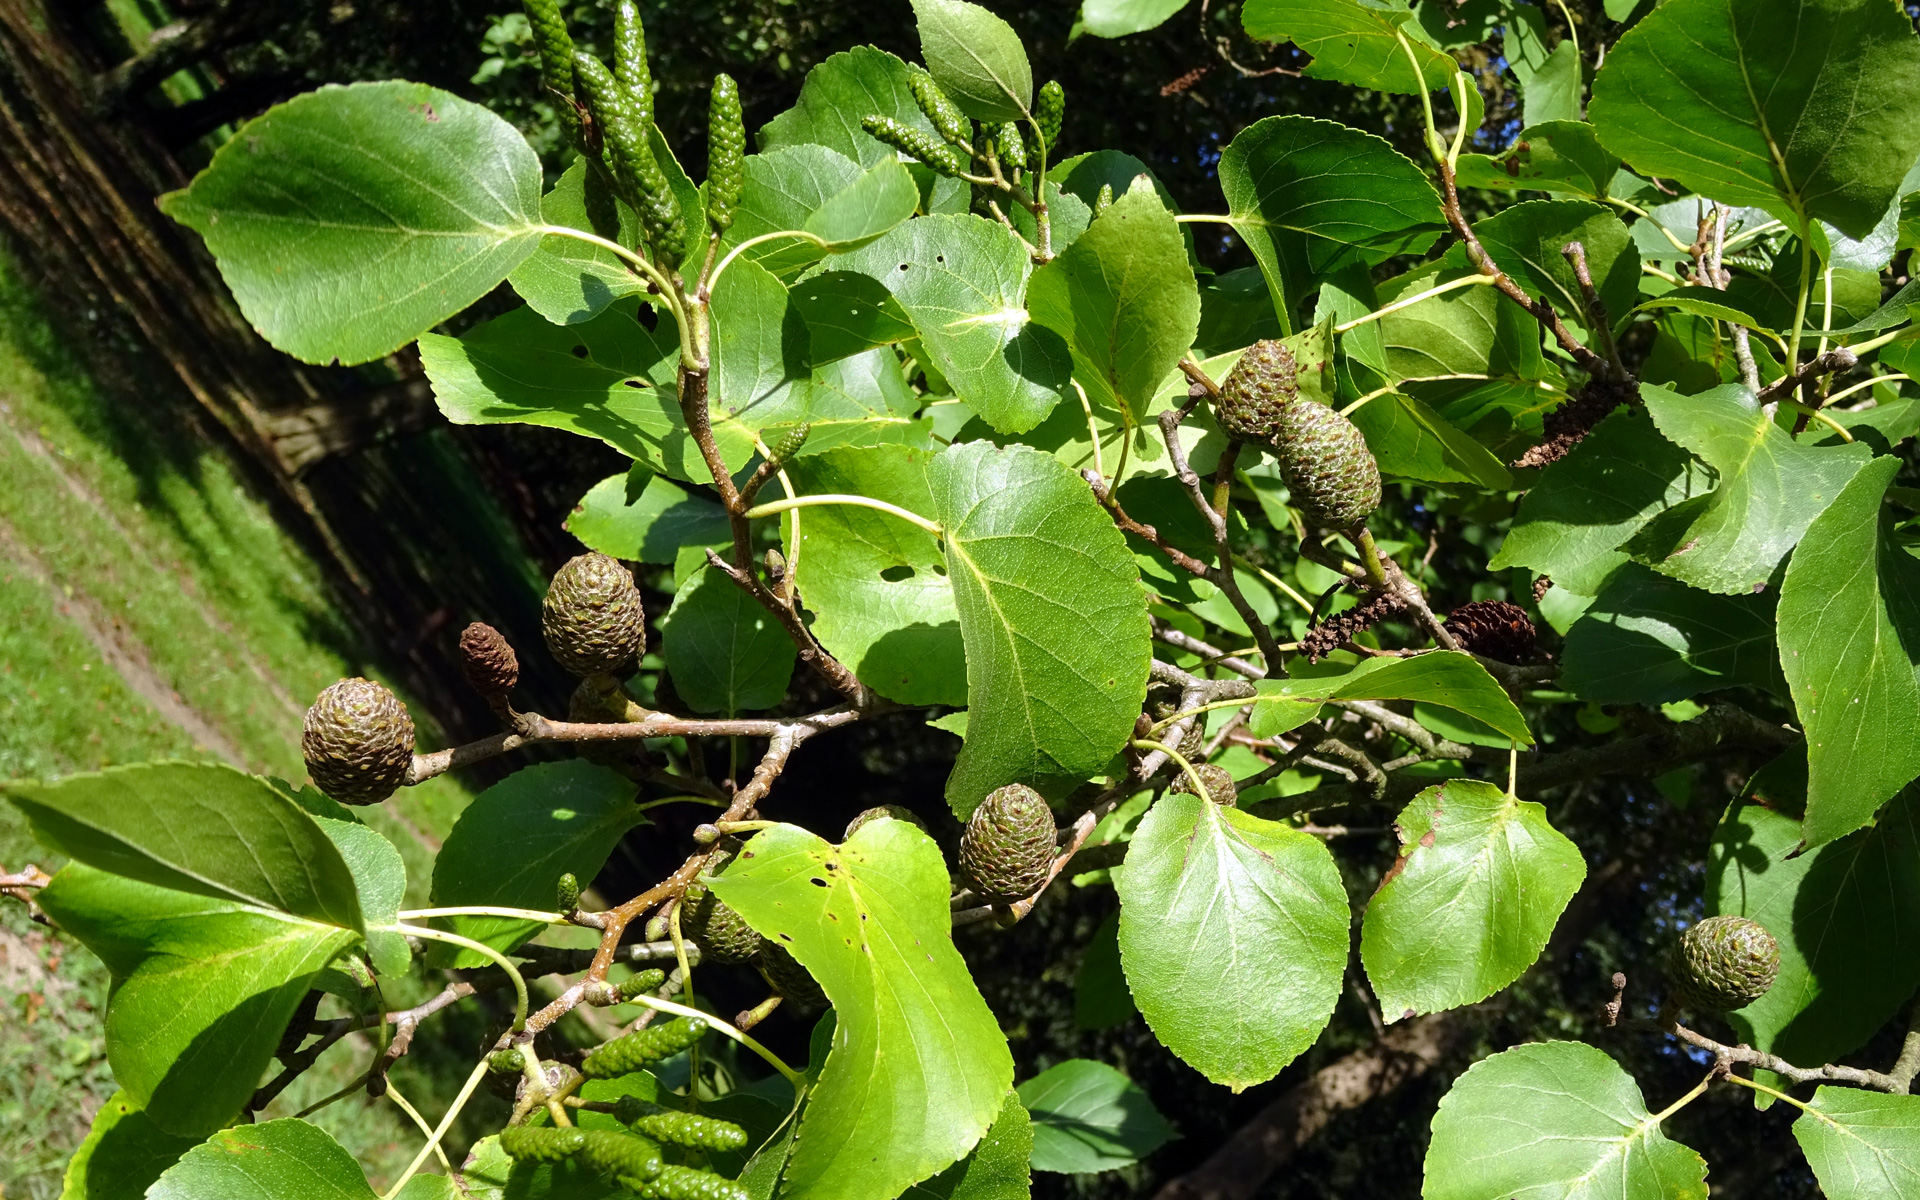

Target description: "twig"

left=1561, top=242, right=1624, bottom=372
left=1889, top=1008, right=1920, bottom=1093
left=1660, top=1019, right=1905, bottom=1092
left=1757, top=347, right=1858, bottom=407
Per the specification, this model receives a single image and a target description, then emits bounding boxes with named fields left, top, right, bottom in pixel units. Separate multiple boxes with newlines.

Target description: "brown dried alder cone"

left=1442, top=600, right=1538, bottom=664
left=1666, top=914, right=1780, bottom=1012
left=958, top=783, right=1058, bottom=904
left=844, top=805, right=929, bottom=839
left=543, top=552, right=647, bottom=677
left=1513, top=375, right=1638, bottom=469
left=458, top=621, right=519, bottom=696
left=1300, top=592, right=1406, bottom=663
left=756, top=942, right=827, bottom=1010
left=1215, top=339, right=1298, bottom=442
left=681, top=840, right=763, bottom=964
left=302, top=678, right=414, bottom=805
left=1171, top=763, right=1237, bottom=807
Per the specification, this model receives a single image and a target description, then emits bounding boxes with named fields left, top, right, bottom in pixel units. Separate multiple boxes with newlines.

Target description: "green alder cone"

left=500, top=1124, right=587, bottom=1163
left=542, top=551, right=647, bottom=678
left=521, top=0, right=574, bottom=96
left=1171, top=763, right=1237, bottom=807
left=300, top=677, right=414, bottom=805
left=626, top=1162, right=752, bottom=1200
left=755, top=941, right=827, bottom=1010
left=1667, top=914, right=1781, bottom=1012
left=1216, top=338, right=1298, bottom=442
left=611, top=0, right=652, bottom=119
left=958, top=783, right=1058, bottom=904
left=681, top=878, right=763, bottom=964
left=860, top=114, right=964, bottom=178
left=1271, top=397, right=1381, bottom=532
left=844, top=804, right=929, bottom=840
left=908, top=65, right=970, bottom=148
left=555, top=871, right=582, bottom=911
left=1033, top=79, right=1065, bottom=154
left=614, top=1097, right=750, bottom=1151
left=706, top=73, right=745, bottom=233
left=573, top=52, right=682, bottom=267
left=580, top=1017, right=708, bottom=1078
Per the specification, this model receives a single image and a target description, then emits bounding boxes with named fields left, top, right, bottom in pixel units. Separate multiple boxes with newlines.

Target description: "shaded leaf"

left=663, top=562, right=799, bottom=714
left=509, top=160, right=643, bottom=325
left=1016, top=1060, right=1173, bottom=1173
left=1453, top=120, right=1620, bottom=200
left=59, top=1092, right=197, bottom=1200
left=1361, top=779, right=1585, bottom=1019
left=1072, top=911, right=1136, bottom=1031
left=1468, top=200, right=1638, bottom=334
left=1271, top=651, right=1531, bottom=744
left=710, top=820, right=1015, bottom=1200
left=711, top=255, right=814, bottom=433
left=566, top=470, right=730, bottom=565
left=1561, top=563, right=1783, bottom=704
left=1349, top=391, right=1513, bottom=488
left=793, top=270, right=920, bottom=364
left=160, top=81, right=542, bottom=365
left=905, top=1091, right=1034, bottom=1200
left=1078, top=0, right=1189, bottom=38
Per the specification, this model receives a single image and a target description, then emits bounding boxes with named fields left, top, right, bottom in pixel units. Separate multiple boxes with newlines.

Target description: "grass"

left=0, top=245, right=487, bottom=1196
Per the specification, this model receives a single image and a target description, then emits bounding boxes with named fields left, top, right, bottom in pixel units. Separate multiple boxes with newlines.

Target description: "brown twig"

left=1757, top=347, right=1858, bottom=406
left=1561, top=241, right=1624, bottom=372
left=1661, top=1019, right=1906, bottom=1092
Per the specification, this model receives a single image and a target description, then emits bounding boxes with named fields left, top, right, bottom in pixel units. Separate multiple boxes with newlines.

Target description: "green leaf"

left=1016, top=1060, right=1173, bottom=1173
left=649, top=125, right=710, bottom=272
left=1468, top=200, right=1638, bottom=334
left=662, top=562, right=798, bottom=714
left=1777, top=455, right=1920, bottom=846
left=1245, top=684, right=1326, bottom=739
left=904, top=1091, right=1034, bottom=1200
left=1561, top=564, right=1782, bottom=704
left=1218, top=115, right=1445, bottom=327
left=1588, top=0, right=1920, bottom=238
left=1794, top=1086, right=1920, bottom=1197
left=727, top=146, right=865, bottom=278
left=566, top=470, right=730, bottom=565
left=912, top=0, right=1034, bottom=122
left=1453, top=120, right=1621, bottom=200
left=760, top=47, right=959, bottom=169
left=311, top=814, right=409, bottom=977
left=4, top=762, right=362, bottom=933
left=712, top=255, right=814, bottom=433
left=429, top=761, right=643, bottom=961
left=1349, top=392, right=1514, bottom=488
left=1422, top=1041, right=1709, bottom=1200
left=1630, top=384, right=1873, bottom=595
left=1489, top=408, right=1709, bottom=595
left=60, top=1091, right=198, bottom=1200
left=1078, top=0, right=1189, bottom=38
left=509, top=161, right=643, bottom=325
left=806, top=160, right=921, bottom=253
left=37, top=866, right=358, bottom=1137
left=1116, top=794, right=1348, bottom=1090
left=930, top=441, right=1151, bottom=815
left=1505, top=4, right=1582, bottom=128
left=710, top=820, right=1015, bottom=1200
left=840, top=214, right=1072, bottom=434
left=1271, top=651, right=1532, bottom=744
left=1374, top=262, right=1550, bottom=385
left=799, top=347, right=934, bottom=455
left=793, top=271, right=919, bottom=364
left=420, top=301, right=758, bottom=485
left=159, top=81, right=542, bottom=365
left=1240, top=0, right=1456, bottom=93
left=148, top=1119, right=403, bottom=1200
left=1028, top=182, right=1199, bottom=424
left=462, top=1134, right=623, bottom=1200
left=1072, top=911, right=1137, bottom=1030
left=1710, top=784, right=1920, bottom=1106
left=1360, top=779, right=1586, bottom=1019
left=783, top=445, right=966, bottom=705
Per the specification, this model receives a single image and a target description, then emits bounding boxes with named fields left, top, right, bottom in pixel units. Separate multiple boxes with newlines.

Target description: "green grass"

left=0, top=248, right=483, bottom=1195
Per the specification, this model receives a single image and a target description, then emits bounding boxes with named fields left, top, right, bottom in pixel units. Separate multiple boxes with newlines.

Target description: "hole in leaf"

left=623, top=378, right=647, bottom=388
left=879, top=564, right=914, bottom=582
left=810, top=877, right=829, bottom=887
left=571, top=345, right=589, bottom=358
left=931, top=563, right=947, bottom=577
left=898, top=263, right=910, bottom=271
left=635, top=304, right=659, bottom=332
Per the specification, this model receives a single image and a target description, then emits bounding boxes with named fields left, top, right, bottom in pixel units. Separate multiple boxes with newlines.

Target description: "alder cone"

left=958, top=783, right=1057, bottom=904
left=543, top=552, right=647, bottom=677
left=1149, top=699, right=1204, bottom=761
left=1667, top=915, right=1780, bottom=1012
left=1443, top=600, right=1538, bottom=664
left=757, top=942, right=826, bottom=1010
left=1216, top=339, right=1298, bottom=442
left=844, top=804, right=928, bottom=840
left=1271, top=399, right=1381, bottom=531
left=301, top=678, right=414, bottom=805
left=1171, top=763, right=1237, bottom=807
left=681, top=843, right=762, bottom=964
left=457, top=621, right=519, bottom=696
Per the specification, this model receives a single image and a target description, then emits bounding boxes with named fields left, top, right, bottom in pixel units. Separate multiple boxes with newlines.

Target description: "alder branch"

left=1662, top=1019, right=1906, bottom=1092
left=1758, top=347, right=1858, bottom=406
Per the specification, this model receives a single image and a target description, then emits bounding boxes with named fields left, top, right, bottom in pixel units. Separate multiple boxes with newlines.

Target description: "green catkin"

left=578, top=1016, right=707, bottom=1079
left=993, top=122, right=1027, bottom=171
left=907, top=67, right=969, bottom=147
left=522, top=0, right=575, bottom=96
left=860, top=115, right=964, bottom=178
left=769, top=422, right=810, bottom=467
left=611, top=0, right=653, bottom=123
left=556, top=872, right=582, bottom=912
left=577, top=1129, right=664, bottom=1181
left=487, top=1047, right=527, bottom=1075
left=617, top=967, right=668, bottom=1000
left=500, top=1124, right=587, bottom=1163
left=573, top=52, right=683, bottom=267
left=623, top=1163, right=752, bottom=1200
left=707, top=73, right=745, bottom=233
left=1033, top=80, right=1065, bottom=155
left=613, top=1097, right=750, bottom=1151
